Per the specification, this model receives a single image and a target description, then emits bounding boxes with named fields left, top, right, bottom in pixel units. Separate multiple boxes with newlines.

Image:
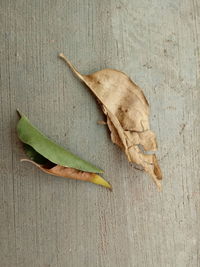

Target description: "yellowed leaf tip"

left=90, top=174, right=112, bottom=191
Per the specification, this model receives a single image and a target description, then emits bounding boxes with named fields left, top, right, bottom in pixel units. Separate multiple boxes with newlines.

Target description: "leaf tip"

left=16, top=109, right=23, bottom=117
left=90, top=174, right=112, bottom=190
left=154, top=179, right=162, bottom=191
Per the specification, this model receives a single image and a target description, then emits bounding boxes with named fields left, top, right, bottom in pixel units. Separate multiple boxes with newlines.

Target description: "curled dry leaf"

left=59, top=53, right=162, bottom=188
left=21, top=159, right=110, bottom=188
left=17, top=111, right=111, bottom=190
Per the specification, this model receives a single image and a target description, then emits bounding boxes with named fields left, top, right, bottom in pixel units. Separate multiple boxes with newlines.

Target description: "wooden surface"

left=0, top=0, right=200, bottom=266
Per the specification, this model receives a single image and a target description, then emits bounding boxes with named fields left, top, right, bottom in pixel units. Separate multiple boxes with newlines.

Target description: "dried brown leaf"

left=59, top=54, right=162, bottom=188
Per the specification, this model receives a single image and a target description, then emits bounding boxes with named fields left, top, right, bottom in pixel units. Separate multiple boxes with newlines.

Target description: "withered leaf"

left=59, top=54, right=162, bottom=188
left=17, top=111, right=111, bottom=190
left=21, top=158, right=110, bottom=188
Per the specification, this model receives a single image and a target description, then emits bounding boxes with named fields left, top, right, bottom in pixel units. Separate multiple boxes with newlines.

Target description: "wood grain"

left=0, top=0, right=199, bottom=266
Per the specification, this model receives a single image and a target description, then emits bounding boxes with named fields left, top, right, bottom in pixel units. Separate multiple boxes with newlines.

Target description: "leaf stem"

left=59, top=53, right=84, bottom=82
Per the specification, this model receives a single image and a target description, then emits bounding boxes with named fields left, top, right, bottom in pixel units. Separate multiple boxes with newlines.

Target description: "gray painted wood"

left=0, top=0, right=199, bottom=266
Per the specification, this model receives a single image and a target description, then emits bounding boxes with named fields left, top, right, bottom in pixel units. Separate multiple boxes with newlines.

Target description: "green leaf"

left=17, top=111, right=103, bottom=173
